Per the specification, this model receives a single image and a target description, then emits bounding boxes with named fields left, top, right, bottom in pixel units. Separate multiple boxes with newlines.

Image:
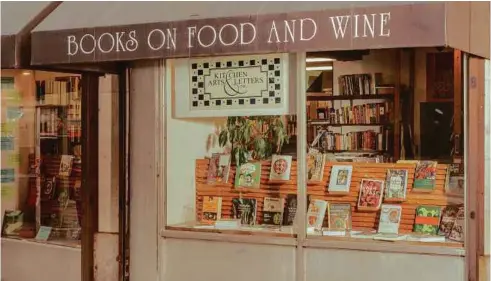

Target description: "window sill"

left=304, top=235, right=464, bottom=257
left=1, top=236, right=81, bottom=250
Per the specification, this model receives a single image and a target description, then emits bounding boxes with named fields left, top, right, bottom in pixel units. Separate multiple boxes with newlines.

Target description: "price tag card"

left=35, top=226, right=52, bottom=241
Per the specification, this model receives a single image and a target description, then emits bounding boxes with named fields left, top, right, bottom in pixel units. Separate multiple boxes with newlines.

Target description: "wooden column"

left=466, top=56, right=485, bottom=281
left=393, top=50, right=402, bottom=161
left=81, top=73, right=100, bottom=281
left=453, top=50, right=463, bottom=156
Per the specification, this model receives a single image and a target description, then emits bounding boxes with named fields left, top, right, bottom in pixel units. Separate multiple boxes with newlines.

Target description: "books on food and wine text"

left=357, top=179, right=384, bottom=210
left=269, top=155, right=292, bottom=181
left=328, top=165, right=353, bottom=193
left=207, top=153, right=231, bottom=184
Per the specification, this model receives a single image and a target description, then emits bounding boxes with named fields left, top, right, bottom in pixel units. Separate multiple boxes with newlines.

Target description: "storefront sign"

left=31, top=3, right=446, bottom=64
left=189, top=55, right=283, bottom=110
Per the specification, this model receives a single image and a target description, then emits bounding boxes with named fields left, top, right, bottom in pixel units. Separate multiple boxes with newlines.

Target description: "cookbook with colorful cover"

left=307, top=152, right=325, bottom=182
left=282, top=194, right=297, bottom=226
left=231, top=198, right=257, bottom=225
left=207, top=153, right=231, bottom=184
left=328, top=165, right=353, bottom=193
left=413, top=205, right=442, bottom=235
left=385, top=169, right=408, bottom=200
left=328, top=203, right=352, bottom=230
left=307, top=199, right=328, bottom=231
left=357, top=179, right=385, bottom=210
left=378, top=204, right=402, bottom=234
left=448, top=206, right=464, bottom=242
left=201, top=196, right=222, bottom=224
left=234, top=162, right=261, bottom=189
left=413, top=161, right=438, bottom=192
left=263, top=197, right=284, bottom=225
left=438, top=205, right=461, bottom=237
left=269, top=155, right=293, bottom=181
left=445, top=163, right=464, bottom=197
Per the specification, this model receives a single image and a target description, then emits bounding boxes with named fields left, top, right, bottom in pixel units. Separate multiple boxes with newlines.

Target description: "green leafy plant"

left=218, top=116, right=289, bottom=166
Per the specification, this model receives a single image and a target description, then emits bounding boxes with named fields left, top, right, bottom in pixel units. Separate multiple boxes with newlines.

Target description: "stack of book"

left=338, top=74, right=372, bottom=96
left=308, top=101, right=390, bottom=124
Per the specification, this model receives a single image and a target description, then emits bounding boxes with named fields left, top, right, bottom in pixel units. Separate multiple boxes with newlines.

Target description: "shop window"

left=304, top=48, right=465, bottom=248
left=164, top=55, right=298, bottom=236
left=1, top=70, right=83, bottom=247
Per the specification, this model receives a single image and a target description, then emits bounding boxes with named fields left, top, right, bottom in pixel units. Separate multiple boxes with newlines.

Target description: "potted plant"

left=218, top=116, right=289, bottom=166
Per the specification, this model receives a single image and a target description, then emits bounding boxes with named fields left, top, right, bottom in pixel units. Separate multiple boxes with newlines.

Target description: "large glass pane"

left=165, top=55, right=298, bottom=236
left=1, top=70, right=82, bottom=247
left=304, top=49, right=465, bottom=248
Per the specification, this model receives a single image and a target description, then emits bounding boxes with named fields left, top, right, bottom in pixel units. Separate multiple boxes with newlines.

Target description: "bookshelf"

left=306, top=71, right=400, bottom=161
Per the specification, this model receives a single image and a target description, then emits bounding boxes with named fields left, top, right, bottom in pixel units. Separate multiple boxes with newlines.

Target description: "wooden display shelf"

left=307, top=235, right=464, bottom=249
left=306, top=93, right=393, bottom=101
left=307, top=121, right=389, bottom=126
left=195, top=159, right=459, bottom=237
left=166, top=224, right=296, bottom=238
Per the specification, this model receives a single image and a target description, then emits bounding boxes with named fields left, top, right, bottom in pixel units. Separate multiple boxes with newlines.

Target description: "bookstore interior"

left=1, top=69, right=83, bottom=247
left=165, top=47, right=466, bottom=249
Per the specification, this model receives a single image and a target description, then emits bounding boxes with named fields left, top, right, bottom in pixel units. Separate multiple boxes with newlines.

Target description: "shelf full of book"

left=33, top=77, right=82, bottom=242
left=168, top=154, right=464, bottom=248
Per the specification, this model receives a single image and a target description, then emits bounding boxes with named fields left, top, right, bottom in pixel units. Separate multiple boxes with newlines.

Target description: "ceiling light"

left=306, top=66, right=333, bottom=71
left=306, top=58, right=334, bottom=62
left=22, top=71, right=31, bottom=76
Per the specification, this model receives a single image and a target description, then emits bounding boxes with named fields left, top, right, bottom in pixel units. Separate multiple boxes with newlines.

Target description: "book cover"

left=263, top=197, right=284, bottom=225
left=385, top=169, right=408, bottom=200
left=201, top=196, right=222, bottom=223
left=328, top=203, right=352, bottom=230
left=328, top=165, right=353, bottom=193
left=307, top=199, right=328, bottom=231
left=438, top=205, right=461, bottom=237
left=231, top=198, right=257, bottom=225
left=378, top=204, right=402, bottom=234
left=413, top=205, right=442, bottom=235
left=413, top=161, right=438, bottom=191
left=1, top=210, right=23, bottom=236
left=307, top=152, right=325, bottom=182
left=59, top=155, right=74, bottom=177
left=357, top=179, right=385, bottom=210
left=269, top=155, right=292, bottom=181
left=41, top=177, right=57, bottom=201
left=448, top=207, right=464, bottom=242
left=283, top=194, right=297, bottom=226
left=207, top=153, right=231, bottom=184
left=445, top=163, right=464, bottom=196
left=234, top=162, right=261, bottom=189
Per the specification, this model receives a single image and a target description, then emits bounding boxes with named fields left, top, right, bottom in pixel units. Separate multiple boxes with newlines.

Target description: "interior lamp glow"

left=306, top=66, right=333, bottom=71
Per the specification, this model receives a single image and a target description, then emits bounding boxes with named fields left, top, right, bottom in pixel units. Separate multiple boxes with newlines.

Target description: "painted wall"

left=1, top=239, right=81, bottom=281
left=306, top=248, right=464, bottom=281
left=162, top=239, right=295, bottom=281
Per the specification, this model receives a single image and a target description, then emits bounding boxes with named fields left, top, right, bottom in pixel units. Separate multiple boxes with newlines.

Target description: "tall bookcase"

left=32, top=76, right=82, bottom=241
left=306, top=63, right=401, bottom=162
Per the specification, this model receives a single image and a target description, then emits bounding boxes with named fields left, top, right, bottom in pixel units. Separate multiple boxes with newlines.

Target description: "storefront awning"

left=1, top=1, right=61, bottom=68
left=30, top=1, right=489, bottom=65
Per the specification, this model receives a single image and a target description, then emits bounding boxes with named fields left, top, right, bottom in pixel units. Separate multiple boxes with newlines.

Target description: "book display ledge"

left=165, top=158, right=464, bottom=253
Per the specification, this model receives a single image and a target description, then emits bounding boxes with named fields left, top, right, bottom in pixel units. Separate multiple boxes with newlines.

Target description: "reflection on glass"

left=1, top=71, right=82, bottom=246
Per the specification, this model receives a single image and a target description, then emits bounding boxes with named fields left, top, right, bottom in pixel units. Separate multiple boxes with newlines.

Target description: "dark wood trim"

left=1, top=35, right=16, bottom=68
left=466, top=56, right=485, bottom=281
left=453, top=49, right=462, bottom=153
left=118, top=65, right=130, bottom=281
left=81, top=73, right=100, bottom=281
